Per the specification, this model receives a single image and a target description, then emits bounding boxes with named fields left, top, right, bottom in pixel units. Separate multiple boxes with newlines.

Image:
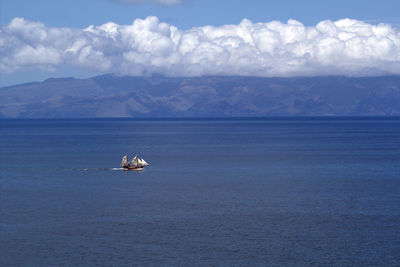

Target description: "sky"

left=1, top=0, right=400, bottom=86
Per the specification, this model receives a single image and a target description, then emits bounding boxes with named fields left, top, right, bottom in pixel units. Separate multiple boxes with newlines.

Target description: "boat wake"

left=110, top=168, right=124, bottom=171
left=74, top=167, right=126, bottom=171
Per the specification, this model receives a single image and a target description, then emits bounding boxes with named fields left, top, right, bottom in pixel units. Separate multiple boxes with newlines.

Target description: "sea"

left=1, top=118, right=399, bottom=266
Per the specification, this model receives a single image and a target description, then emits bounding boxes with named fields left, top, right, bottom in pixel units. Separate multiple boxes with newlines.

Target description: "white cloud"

left=1, top=16, right=400, bottom=77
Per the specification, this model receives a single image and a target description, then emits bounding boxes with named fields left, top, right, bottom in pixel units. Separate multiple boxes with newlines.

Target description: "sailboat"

left=121, top=154, right=149, bottom=170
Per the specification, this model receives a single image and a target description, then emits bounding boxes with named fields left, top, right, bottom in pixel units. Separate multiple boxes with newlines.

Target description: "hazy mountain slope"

left=1, top=75, right=400, bottom=118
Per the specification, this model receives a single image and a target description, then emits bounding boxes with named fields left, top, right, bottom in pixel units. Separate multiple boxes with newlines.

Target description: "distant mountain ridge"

left=1, top=75, right=400, bottom=118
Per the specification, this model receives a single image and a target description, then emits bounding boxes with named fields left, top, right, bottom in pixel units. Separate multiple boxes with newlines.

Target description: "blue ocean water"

left=1, top=118, right=399, bottom=266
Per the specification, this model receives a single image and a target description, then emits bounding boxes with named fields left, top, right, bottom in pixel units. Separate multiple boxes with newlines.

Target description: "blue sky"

left=2, top=0, right=400, bottom=29
left=1, top=0, right=400, bottom=86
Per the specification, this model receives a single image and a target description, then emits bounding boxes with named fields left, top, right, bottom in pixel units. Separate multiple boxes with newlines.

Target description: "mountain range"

left=1, top=74, right=400, bottom=118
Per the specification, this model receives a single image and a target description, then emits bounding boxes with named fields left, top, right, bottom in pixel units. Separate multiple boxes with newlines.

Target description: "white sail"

left=122, top=155, right=128, bottom=165
left=139, top=158, right=149, bottom=166
left=131, top=155, right=139, bottom=166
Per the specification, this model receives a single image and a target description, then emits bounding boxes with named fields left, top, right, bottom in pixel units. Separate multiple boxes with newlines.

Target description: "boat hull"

left=123, top=165, right=144, bottom=171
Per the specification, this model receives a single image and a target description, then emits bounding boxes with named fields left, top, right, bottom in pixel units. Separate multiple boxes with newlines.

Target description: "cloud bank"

left=1, top=16, right=400, bottom=77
